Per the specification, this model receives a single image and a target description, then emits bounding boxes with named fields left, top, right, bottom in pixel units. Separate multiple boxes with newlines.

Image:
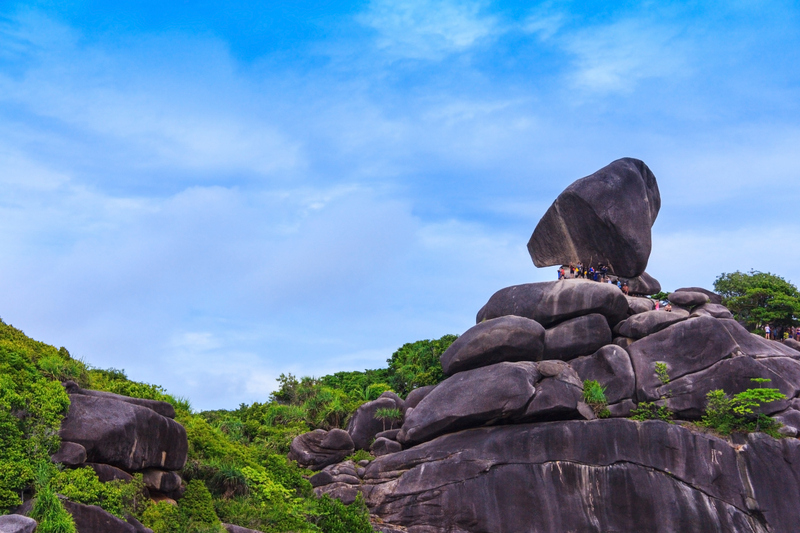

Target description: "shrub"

left=141, top=500, right=184, bottom=533
left=630, top=402, right=672, bottom=422
left=699, top=379, right=786, bottom=437
left=582, top=380, right=610, bottom=418
left=373, top=407, right=403, bottom=431
left=30, top=485, right=77, bottom=533
left=654, top=362, right=670, bottom=385
left=311, top=493, right=373, bottom=533
left=179, top=479, right=222, bottom=532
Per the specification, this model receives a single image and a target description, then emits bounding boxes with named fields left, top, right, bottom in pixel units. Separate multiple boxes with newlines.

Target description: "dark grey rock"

left=570, top=345, right=635, bottom=404
left=402, top=385, right=436, bottom=414
left=617, top=309, right=689, bottom=339
left=224, top=524, right=264, bottom=533
left=375, top=429, right=401, bottom=441
left=141, top=469, right=182, bottom=495
left=51, top=441, right=87, bottom=466
left=86, top=463, right=132, bottom=482
left=363, top=420, right=762, bottom=533
left=288, top=429, right=354, bottom=471
left=543, top=314, right=611, bottom=361
left=626, top=295, right=655, bottom=314
left=0, top=515, right=37, bottom=533
left=397, top=362, right=539, bottom=446
left=607, top=399, right=636, bottom=417
left=310, top=461, right=360, bottom=487
left=785, top=338, right=800, bottom=351
left=718, top=319, right=800, bottom=357
left=62, top=499, right=137, bottom=533
left=59, top=394, right=188, bottom=472
left=514, top=376, right=587, bottom=422
left=347, top=397, right=403, bottom=451
left=668, top=291, right=710, bottom=308
left=613, top=336, right=635, bottom=349
left=628, top=316, right=738, bottom=402
left=527, top=158, right=660, bottom=278
left=626, top=272, right=662, bottom=296
left=371, top=437, right=403, bottom=457
left=773, top=408, right=800, bottom=433
left=314, top=483, right=359, bottom=505
left=660, top=356, right=800, bottom=418
left=62, top=381, right=175, bottom=419
left=440, top=316, right=545, bottom=375
left=476, top=279, right=629, bottom=328
left=690, top=303, right=733, bottom=319
left=674, top=287, right=723, bottom=305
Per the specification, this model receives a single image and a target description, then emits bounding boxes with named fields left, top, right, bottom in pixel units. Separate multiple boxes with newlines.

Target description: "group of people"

left=764, top=325, right=800, bottom=341
left=557, top=263, right=631, bottom=294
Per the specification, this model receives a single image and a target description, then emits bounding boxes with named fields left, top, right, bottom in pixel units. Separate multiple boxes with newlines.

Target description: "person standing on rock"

left=765, top=325, right=771, bottom=339
left=665, top=303, right=673, bottom=312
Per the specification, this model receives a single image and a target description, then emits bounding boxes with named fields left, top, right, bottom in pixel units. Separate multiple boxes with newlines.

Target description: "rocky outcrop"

left=542, top=313, right=611, bottom=361
left=59, top=394, right=188, bottom=472
left=361, top=420, right=774, bottom=533
left=476, top=279, right=628, bottom=327
left=346, top=394, right=404, bottom=451
left=440, top=316, right=545, bottom=375
left=310, top=461, right=361, bottom=505
left=527, top=158, right=660, bottom=278
left=288, top=429, right=354, bottom=471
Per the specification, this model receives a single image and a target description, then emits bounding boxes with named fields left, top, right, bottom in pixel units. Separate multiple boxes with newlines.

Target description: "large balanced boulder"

left=477, top=279, right=628, bottom=328
left=527, top=158, right=660, bottom=278
left=674, top=287, right=723, bottom=305
left=288, top=429, right=354, bottom=471
left=59, top=394, right=188, bottom=471
left=570, top=345, right=635, bottom=404
left=542, top=313, right=611, bottom=361
left=668, top=291, right=710, bottom=308
left=397, top=362, right=540, bottom=446
left=440, top=316, right=545, bottom=375
left=628, top=316, right=738, bottom=402
left=346, top=394, right=404, bottom=451
left=362, top=419, right=773, bottom=533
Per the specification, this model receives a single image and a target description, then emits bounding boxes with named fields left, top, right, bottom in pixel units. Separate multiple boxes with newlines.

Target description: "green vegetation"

left=0, top=316, right=454, bottom=532
left=714, top=270, right=800, bottom=333
left=699, top=379, right=786, bottom=437
left=655, top=362, right=670, bottom=385
left=374, top=407, right=403, bottom=432
left=582, top=380, right=610, bottom=418
left=630, top=402, right=673, bottom=422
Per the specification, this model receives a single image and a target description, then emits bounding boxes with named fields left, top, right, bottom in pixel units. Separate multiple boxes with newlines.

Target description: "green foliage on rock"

left=50, top=467, right=147, bottom=519
left=630, top=402, right=673, bottom=422
left=714, top=270, right=800, bottom=332
left=582, top=380, right=610, bottom=418
left=386, top=335, right=457, bottom=396
left=700, top=379, right=786, bottom=437
left=311, top=494, right=373, bottom=533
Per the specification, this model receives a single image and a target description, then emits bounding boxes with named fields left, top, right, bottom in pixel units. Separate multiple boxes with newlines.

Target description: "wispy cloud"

left=357, top=0, right=500, bottom=60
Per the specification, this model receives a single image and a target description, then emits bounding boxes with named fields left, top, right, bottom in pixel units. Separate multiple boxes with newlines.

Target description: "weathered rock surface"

left=785, top=338, right=800, bottom=351
left=514, top=376, right=588, bottom=422
left=59, top=394, right=188, bottom=472
left=476, top=280, right=628, bottom=327
left=375, top=428, right=401, bottom=441
left=51, top=441, right=87, bottom=466
left=570, top=345, right=635, bottom=404
left=668, top=291, right=710, bottom=308
left=674, top=287, right=723, bottom=305
left=690, top=303, right=734, bottom=319
left=718, top=319, right=800, bottom=357
left=142, top=469, right=183, bottom=496
left=63, top=381, right=175, bottom=419
left=0, top=515, right=37, bottom=533
left=440, top=316, right=545, bottom=375
left=347, top=396, right=404, bottom=451
left=288, top=429, right=354, bottom=471
left=625, top=295, right=655, bottom=314
left=362, top=420, right=774, bottom=533
left=626, top=272, right=662, bottom=296
left=311, top=462, right=361, bottom=504
left=371, top=437, right=403, bottom=457
left=542, top=313, right=611, bottom=361
left=402, top=386, right=436, bottom=414
left=527, top=158, right=660, bottom=278
left=616, top=309, right=688, bottom=339
left=628, top=316, right=738, bottom=402
left=660, top=356, right=800, bottom=418
left=397, top=362, right=539, bottom=446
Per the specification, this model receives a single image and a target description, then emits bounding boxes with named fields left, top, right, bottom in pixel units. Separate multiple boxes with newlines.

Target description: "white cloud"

left=358, top=0, right=500, bottom=60
left=563, top=18, right=690, bottom=92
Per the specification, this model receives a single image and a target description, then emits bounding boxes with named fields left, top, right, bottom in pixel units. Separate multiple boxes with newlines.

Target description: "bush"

left=582, top=380, right=610, bottom=418
left=699, top=380, right=786, bottom=437
left=179, top=479, right=222, bottom=532
left=49, top=467, right=147, bottom=518
left=141, top=500, right=184, bottom=533
left=386, top=335, right=457, bottom=396
left=311, top=493, right=373, bottom=533
left=30, top=485, right=77, bottom=533
left=630, top=402, right=672, bottom=422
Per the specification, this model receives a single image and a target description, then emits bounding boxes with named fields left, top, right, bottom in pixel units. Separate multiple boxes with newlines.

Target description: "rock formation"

left=528, top=158, right=660, bottom=278
left=290, top=158, right=800, bottom=532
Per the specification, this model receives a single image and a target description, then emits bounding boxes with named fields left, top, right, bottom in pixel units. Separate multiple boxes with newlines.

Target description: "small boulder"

left=374, top=429, right=401, bottom=441
left=50, top=441, right=87, bottom=466
left=527, top=158, right=660, bottom=278
left=310, top=461, right=360, bottom=487
left=477, top=279, right=629, bottom=328
left=667, top=291, right=710, bottom=308
left=0, top=515, right=37, bottom=533
left=346, top=396, right=403, bottom=451
left=626, top=272, right=662, bottom=296
left=403, top=385, right=436, bottom=414
left=543, top=314, right=611, bottom=361
left=674, top=287, right=723, bottom=305
left=141, top=469, right=183, bottom=495
left=613, top=337, right=635, bottom=349
left=626, top=296, right=655, bottom=315
left=397, top=362, right=539, bottom=446
left=514, top=376, right=587, bottom=422
left=570, top=345, right=635, bottom=404
left=371, top=437, right=403, bottom=457
left=616, top=310, right=689, bottom=339
left=224, top=525, right=264, bottom=533
left=86, top=463, right=132, bottom=482
left=690, top=303, right=734, bottom=319
left=440, top=316, right=545, bottom=375
left=288, top=429, right=354, bottom=471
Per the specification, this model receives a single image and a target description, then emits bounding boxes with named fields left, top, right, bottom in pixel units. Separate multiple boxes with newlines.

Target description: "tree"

left=714, top=270, right=800, bottom=333
left=386, top=335, right=457, bottom=397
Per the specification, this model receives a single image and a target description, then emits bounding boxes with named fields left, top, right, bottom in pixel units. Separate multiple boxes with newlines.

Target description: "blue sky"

left=1, top=0, right=799, bottom=410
